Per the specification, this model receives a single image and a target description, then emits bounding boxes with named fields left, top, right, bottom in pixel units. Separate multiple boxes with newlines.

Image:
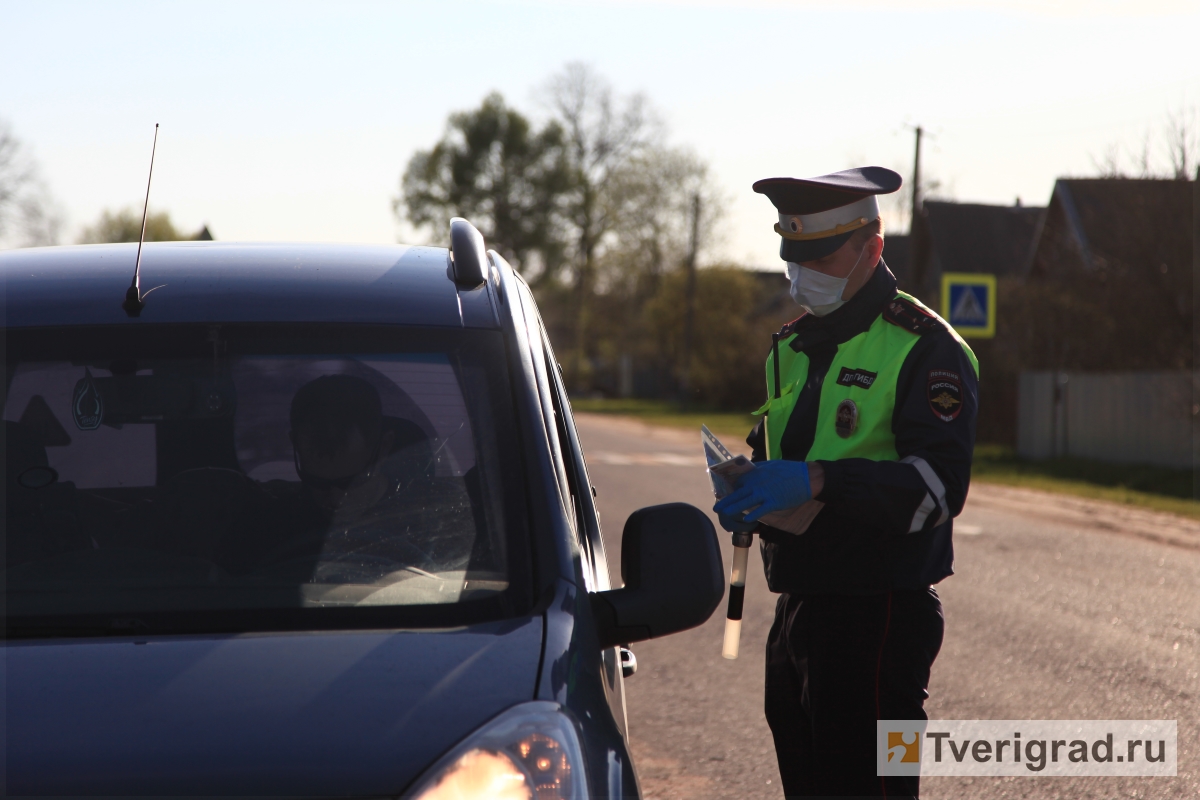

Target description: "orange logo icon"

left=887, top=731, right=920, bottom=763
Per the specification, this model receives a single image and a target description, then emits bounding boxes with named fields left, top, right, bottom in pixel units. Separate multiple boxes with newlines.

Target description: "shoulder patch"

left=883, top=296, right=943, bottom=335
left=927, top=370, right=964, bottom=421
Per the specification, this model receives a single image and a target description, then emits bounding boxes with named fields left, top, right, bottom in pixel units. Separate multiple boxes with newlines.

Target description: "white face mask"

left=786, top=246, right=869, bottom=316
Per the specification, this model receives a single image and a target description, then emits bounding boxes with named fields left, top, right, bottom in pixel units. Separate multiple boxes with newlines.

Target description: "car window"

left=541, top=342, right=610, bottom=593
left=3, top=324, right=530, bottom=636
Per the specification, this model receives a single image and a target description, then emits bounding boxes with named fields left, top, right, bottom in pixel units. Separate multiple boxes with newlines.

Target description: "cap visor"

left=780, top=231, right=854, bottom=263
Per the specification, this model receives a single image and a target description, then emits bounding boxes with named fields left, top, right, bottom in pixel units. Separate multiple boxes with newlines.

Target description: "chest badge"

left=835, top=398, right=858, bottom=438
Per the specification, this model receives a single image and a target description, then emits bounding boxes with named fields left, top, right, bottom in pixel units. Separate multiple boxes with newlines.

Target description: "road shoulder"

left=573, top=411, right=1200, bottom=551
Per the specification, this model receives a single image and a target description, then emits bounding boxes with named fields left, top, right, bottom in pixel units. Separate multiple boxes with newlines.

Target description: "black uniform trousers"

left=764, top=588, right=944, bottom=799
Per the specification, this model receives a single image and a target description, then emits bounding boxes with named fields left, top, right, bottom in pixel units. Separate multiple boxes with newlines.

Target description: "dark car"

left=1, top=220, right=724, bottom=798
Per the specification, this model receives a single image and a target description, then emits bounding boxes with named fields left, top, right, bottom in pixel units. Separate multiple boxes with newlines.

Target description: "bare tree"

left=601, top=146, right=718, bottom=292
left=0, top=120, right=63, bottom=248
left=1088, top=106, right=1199, bottom=180
left=1135, top=129, right=1155, bottom=178
left=1165, top=105, right=1198, bottom=180
left=0, top=120, right=34, bottom=241
left=1089, top=141, right=1126, bottom=179
left=544, top=62, right=661, bottom=389
left=18, top=191, right=64, bottom=246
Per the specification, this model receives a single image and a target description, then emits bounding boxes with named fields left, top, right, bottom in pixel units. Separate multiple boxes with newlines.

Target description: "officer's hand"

left=713, top=460, right=812, bottom=523
left=716, top=510, right=757, bottom=533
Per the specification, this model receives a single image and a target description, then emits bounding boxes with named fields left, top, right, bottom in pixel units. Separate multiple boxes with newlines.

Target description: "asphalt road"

left=574, top=412, right=1199, bottom=800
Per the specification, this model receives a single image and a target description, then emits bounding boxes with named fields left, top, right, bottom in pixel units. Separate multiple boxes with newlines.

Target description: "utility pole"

left=911, top=125, right=923, bottom=227
left=679, top=192, right=702, bottom=408
left=907, top=124, right=931, bottom=300
left=1192, top=164, right=1199, bottom=498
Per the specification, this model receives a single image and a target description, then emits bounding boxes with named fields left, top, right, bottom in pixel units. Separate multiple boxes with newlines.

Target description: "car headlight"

left=406, top=701, right=589, bottom=800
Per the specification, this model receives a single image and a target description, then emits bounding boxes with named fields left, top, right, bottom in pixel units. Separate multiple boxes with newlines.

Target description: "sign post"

left=941, top=272, right=996, bottom=338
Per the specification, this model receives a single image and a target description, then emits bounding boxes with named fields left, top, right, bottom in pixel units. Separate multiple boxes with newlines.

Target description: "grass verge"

left=570, top=398, right=1200, bottom=519
left=971, top=445, right=1200, bottom=519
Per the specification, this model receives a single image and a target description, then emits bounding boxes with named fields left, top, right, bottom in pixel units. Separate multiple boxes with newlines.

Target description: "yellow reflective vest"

left=757, top=291, right=978, bottom=463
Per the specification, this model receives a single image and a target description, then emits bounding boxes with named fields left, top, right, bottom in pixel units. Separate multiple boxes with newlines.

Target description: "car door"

left=506, top=272, right=630, bottom=739
left=537, top=329, right=630, bottom=737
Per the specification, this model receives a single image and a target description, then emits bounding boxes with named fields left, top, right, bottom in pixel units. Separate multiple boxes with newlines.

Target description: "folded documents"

left=702, top=425, right=824, bottom=536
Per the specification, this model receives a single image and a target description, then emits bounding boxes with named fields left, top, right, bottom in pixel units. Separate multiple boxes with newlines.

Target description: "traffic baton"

left=722, top=530, right=753, bottom=659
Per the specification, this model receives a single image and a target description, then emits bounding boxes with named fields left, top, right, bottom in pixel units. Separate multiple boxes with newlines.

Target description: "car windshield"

left=3, top=324, right=530, bottom=637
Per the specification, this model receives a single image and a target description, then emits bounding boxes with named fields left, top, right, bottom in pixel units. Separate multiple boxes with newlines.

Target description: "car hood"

left=3, top=617, right=543, bottom=796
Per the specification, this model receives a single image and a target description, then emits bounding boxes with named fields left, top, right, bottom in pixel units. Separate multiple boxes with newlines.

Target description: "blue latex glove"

left=716, top=510, right=757, bottom=533
left=713, top=460, right=812, bottom=523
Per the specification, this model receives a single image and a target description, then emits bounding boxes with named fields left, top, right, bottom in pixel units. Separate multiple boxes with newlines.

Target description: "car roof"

left=0, top=242, right=498, bottom=329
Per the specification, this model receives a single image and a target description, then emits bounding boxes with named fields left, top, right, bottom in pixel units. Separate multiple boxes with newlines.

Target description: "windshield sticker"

left=72, top=369, right=104, bottom=431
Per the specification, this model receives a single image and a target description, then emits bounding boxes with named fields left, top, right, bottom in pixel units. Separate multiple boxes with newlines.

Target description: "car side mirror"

left=591, top=503, right=724, bottom=650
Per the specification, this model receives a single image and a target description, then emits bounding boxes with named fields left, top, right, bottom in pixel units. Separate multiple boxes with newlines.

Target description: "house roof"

left=1030, top=178, right=1193, bottom=276
left=923, top=200, right=1043, bottom=277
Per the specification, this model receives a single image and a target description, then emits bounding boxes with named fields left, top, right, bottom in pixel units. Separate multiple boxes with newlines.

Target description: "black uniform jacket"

left=747, top=261, right=978, bottom=595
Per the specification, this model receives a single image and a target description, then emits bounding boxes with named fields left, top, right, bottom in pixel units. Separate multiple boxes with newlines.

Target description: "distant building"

left=907, top=200, right=1044, bottom=303
left=1015, top=178, right=1195, bottom=464
left=1026, top=178, right=1191, bottom=280
left=1019, top=177, right=1193, bottom=373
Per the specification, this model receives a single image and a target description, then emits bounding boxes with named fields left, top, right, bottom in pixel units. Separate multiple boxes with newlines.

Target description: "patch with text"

left=836, top=367, right=878, bottom=390
left=927, top=370, right=963, bottom=422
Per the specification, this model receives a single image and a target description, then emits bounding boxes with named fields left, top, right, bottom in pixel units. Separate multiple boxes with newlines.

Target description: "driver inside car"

left=290, top=374, right=395, bottom=517
left=280, top=374, right=475, bottom=580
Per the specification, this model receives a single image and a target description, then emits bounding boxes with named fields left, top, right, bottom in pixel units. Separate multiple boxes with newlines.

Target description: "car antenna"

left=122, top=123, right=160, bottom=317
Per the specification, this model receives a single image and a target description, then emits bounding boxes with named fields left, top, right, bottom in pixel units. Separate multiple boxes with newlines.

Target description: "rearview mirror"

left=591, top=503, right=724, bottom=650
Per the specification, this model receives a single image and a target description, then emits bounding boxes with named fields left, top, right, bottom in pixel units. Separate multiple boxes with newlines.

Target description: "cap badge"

left=835, top=398, right=858, bottom=438
left=787, top=216, right=804, bottom=234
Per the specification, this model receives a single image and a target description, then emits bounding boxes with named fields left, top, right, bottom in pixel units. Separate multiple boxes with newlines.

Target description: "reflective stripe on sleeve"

left=907, top=491, right=937, bottom=533
left=901, top=455, right=949, bottom=530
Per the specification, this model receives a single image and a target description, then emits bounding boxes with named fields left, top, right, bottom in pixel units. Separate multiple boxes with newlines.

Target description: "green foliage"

left=77, top=208, right=204, bottom=244
left=398, top=67, right=766, bottom=408
left=642, top=265, right=778, bottom=409
left=397, top=92, right=571, bottom=278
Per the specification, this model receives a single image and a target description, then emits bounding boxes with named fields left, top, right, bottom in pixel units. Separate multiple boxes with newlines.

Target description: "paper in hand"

left=701, top=425, right=824, bottom=536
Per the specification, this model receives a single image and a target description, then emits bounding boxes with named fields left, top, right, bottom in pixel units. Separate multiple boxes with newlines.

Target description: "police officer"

left=714, top=167, right=978, bottom=799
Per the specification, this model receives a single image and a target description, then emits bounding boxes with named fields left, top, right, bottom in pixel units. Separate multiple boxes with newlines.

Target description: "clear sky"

left=2, top=0, right=1197, bottom=266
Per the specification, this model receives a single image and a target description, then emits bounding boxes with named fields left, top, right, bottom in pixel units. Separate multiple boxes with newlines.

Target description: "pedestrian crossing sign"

left=941, top=272, right=996, bottom=338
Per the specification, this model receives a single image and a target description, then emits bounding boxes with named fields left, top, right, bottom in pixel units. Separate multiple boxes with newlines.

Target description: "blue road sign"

left=940, top=273, right=996, bottom=338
